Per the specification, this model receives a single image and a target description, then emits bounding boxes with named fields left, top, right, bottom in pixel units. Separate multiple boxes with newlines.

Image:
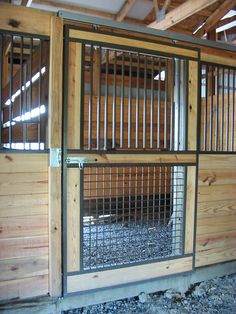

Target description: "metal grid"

left=0, top=32, right=49, bottom=150
left=82, top=44, right=188, bottom=151
left=200, top=63, right=236, bottom=152
left=82, top=164, right=185, bottom=271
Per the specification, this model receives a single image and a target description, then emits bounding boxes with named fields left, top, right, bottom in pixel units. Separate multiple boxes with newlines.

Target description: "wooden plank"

left=201, top=52, right=236, bottom=67
left=0, top=3, right=52, bottom=36
left=67, top=42, right=82, bottom=150
left=199, top=155, right=236, bottom=170
left=0, top=204, right=48, bottom=218
left=197, top=215, right=236, bottom=235
left=67, top=168, right=80, bottom=272
left=67, top=153, right=196, bottom=164
left=0, top=173, right=48, bottom=196
left=198, top=170, right=236, bottom=187
left=48, top=16, right=63, bottom=298
left=0, top=256, right=48, bottom=281
left=185, top=166, right=196, bottom=254
left=198, top=200, right=236, bottom=218
left=188, top=61, right=198, bottom=150
left=0, top=236, right=48, bottom=260
left=196, top=230, right=236, bottom=252
left=0, top=215, right=48, bottom=239
left=69, top=30, right=198, bottom=59
left=195, top=246, right=236, bottom=268
left=198, top=184, right=236, bottom=202
left=0, top=154, right=48, bottom=173
left=0, top=193, right=48, bottom=208
left=116, top=0, right=136, bottom=22
left=148, top=0, right=218, bottom=30
left=67, top=256, right=192, bottom=293
left=195, top=0, right=236, bottom=38
left=0, top=274, right=48, bottom=301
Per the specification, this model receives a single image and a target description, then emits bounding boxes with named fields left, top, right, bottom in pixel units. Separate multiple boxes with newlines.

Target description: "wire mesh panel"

left=200, top=63, right=236, bottom=152
left=0, top=32, right=49, bottom=150
left=82, top=164, right=186, bottom=271
left=82, top=44, right=188, bottom=151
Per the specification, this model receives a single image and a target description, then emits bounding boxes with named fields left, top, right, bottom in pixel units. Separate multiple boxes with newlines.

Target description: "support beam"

left=115, top=0, right=136, bottom=22
left=194, top=0, right=236, bottom=38
left=148, top=0, right=219, bottom=30
left=163, top=0, right=171, bottom=11
left=153, top=0, right=160, bottom=14
left=21, top=0, right=33, bottom=6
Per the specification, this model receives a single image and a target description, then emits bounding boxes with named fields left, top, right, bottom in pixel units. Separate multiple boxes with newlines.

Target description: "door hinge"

left=50, top=148, right=62, bottom=168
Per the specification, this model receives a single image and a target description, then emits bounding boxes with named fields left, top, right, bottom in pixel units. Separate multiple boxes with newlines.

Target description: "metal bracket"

left=50, top=148, right=62, bottom=168
left=65, top=157, right=92, bottom=169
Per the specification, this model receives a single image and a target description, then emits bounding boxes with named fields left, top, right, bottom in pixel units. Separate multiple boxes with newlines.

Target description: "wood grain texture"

left=0, top=3, right=52, bottom=36
left=0, top=154, right=47, bottom=173
left=69, top=30, right=198, bottom=59
left=67, top=168, right=80, bottom=272
left=196, top=155, right=236, bottom=267
left=67, top=256, right=192, bottom=293
left=188, top=61, right=198, bottom=150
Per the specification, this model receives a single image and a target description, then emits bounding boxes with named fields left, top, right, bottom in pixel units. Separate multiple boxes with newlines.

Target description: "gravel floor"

left=63, top=273, right=236, bottom=314
left=83, top=223, right=175, bottom=270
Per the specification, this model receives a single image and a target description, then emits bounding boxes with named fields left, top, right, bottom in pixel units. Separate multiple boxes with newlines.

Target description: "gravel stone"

left=63, top=273, right=236, bottom=314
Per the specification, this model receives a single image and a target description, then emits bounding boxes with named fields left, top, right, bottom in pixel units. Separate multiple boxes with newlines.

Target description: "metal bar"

left=0, top=34, right=2, bottom=149
left=232, top=69, right=235, bottom=151
left=120, top=52, right=125, bottom=148
left=96, top=46, right=101, bottom=150
left=177, top=59, right=181, bottom=151
left=38, top=39, right=42, bottom=148
left=104, top=48, right=109, bottom=150
left=112, top=50, right=117, bottom=148
left=220, top=67, right=224, bottom=151
left=88, top=45, right=93, bottom=150
left=9, top=35, right=13, bottom=149
left=128, top=52, right=132, bottom=148
left=143, top=55, right=147, bottom=149
left=29, top=37, right=33, bottom=123
left=170, top=58, right=175, bottom=151
left=164, top=59, right=168, bottom=149
left=135, top=53, right=140, bottom=149
left=157, top=57, right=161, bottom=149
left=215, top=66, right=219, bottom=151
left=59, top=11, right=236, bottom=53
left=226, top=68, right=230, bottom=152
left=150, top=57, right=154, bottom=149
left=209, top=65, right=213, bottom=151
left=204, top=64, right=208, bottom=151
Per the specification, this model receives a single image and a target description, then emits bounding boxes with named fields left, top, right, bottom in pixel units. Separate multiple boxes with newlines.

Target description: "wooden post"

left=48, top=16, right=63, bottom=297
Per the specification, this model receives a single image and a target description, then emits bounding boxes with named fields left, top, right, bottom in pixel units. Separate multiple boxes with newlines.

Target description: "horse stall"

left=0, top=3, right=235, bottom=313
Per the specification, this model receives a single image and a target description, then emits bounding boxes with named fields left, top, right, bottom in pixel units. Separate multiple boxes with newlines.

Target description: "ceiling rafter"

left=115, top=0, right=136, bottom=22
left=148, top=0, right=219, bottom=30
left=194, top=0, right=236, bottom=37
left=153, top=0, right=160, bottom=14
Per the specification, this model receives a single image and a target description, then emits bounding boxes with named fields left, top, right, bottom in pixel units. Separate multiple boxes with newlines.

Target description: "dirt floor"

left=63, top=273, right=236, bottom=314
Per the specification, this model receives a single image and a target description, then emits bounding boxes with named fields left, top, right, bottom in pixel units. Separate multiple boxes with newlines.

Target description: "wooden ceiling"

left=12, top=0, right=236, bottom=44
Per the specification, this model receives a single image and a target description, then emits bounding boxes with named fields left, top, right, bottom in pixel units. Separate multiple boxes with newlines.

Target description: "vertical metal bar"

left=177, top=60, right=181, bottom=151
left=0, top=34, right=3, bottom=148
left=170, top=58, right=175, bottom=151
left=147, top=166, right=150, bottom=224
left=209, top=65, right=213, bottom=151
left=204, top=64, right=208, bottom=151
left=232, top=69, right=235, bottom=151
left=141, top=166, right=144, bottom=225
left=157, top=57, right=161, bottom=149
left=38, top=39, right=42, bottom=149
left=135, top=53, right=140, bottom=148
left=215, top=66, right=219, bottom=151
left=128, top=52, right=132, bottom=148
left=104, top=48, right=109, bottom=150
left=226, top=68, right=230, bottom=152
left=221, top=67, right=224, bottom=151
left=164, top=59, right=168, bottom=149
left=158, top=166, right=161, bottom=224
left=120, top=52, right=125, bottom=148
left=19, top=36, right=23, bottom=124
left=152, top=166, right=156, bottom=227
left=112, top=50, right=117, bottom=148
left=29, top=37, right=33, bottom=117
left=88, top=45, right=93, bottom=150
left=164, top=167, right=167, bottom=225
left=150, top=57, right=154, bottom=149
left=96, top=46, right=101, bottom=150
left=143, top=55, right=147, bottom=149
left=135, top=166, right=138, bottom=225
left=9, top=35, right=13, bottom=149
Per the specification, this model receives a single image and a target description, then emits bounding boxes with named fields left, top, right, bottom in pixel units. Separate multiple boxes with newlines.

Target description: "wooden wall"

left=196, top=155, right=236, bottom=267
left=0, top=153, right=49, bottom=301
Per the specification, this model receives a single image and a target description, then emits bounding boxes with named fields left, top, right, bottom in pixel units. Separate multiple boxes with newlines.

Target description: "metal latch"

left=65, top=157, right=91, bottom=169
